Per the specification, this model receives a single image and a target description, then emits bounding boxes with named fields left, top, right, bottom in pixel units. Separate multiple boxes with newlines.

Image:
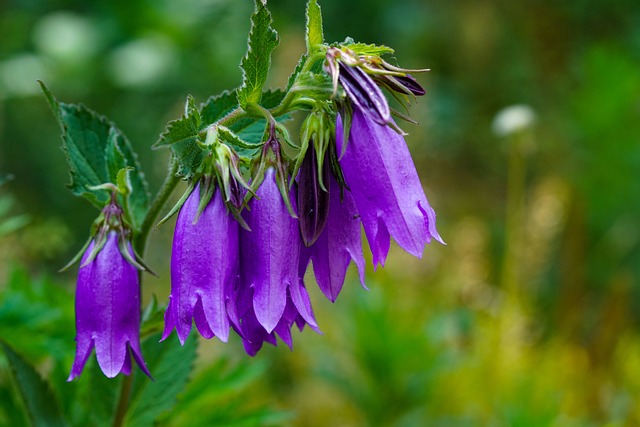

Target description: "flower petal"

left=166, top=184, right=236, bottom=343
left=306, top=175, right=366, bottom=301
left=240, top=168, right=300, bottom=333
left=336, top=108, right=443, bottom=267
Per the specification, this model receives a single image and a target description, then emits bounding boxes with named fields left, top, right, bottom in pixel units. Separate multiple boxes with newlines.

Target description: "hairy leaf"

left=305, top=0, right=324, bottom=53
left=125, top=334, right=197, bottom=427
left=237, top=0, right=279, bottom=108
left=39, top=82, right=149, bottom=230
left=0, top=341, right=69, bottom=427
left=162, top=357, right=292, bottom=427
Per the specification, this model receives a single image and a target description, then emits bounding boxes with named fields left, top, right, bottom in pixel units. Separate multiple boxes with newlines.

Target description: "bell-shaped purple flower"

left=300, top=174, right=366, bottom=302
left=239, top=168, right=315, bottom=333
left=227, top=278, right=320, bottom=356
left=336, top=107, right=444, bottom=268
left=162, top=183, right=238, bottom=344
left=68, top=231, right=150, bottom=380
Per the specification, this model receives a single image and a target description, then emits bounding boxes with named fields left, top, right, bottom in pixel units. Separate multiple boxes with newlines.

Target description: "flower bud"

left=297, top=143, right=330, bottom=247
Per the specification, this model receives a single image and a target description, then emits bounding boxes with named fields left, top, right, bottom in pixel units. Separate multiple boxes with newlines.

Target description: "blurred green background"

left=2, top=0, right=640, bottom=425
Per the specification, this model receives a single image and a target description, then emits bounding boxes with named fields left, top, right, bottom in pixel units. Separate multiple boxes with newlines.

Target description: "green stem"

left=113, top=156, right=180, bottom=427
left=134, top=156, right=180, bottom=255
left=112, top=375, right=134, bottom=427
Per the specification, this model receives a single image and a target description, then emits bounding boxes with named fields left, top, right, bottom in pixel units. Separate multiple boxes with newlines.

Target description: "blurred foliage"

left=1, top=0, right=640, bottom=426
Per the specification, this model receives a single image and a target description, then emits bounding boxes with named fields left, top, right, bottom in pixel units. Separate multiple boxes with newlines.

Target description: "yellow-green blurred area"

left=1, top=0, right=640, bottom=425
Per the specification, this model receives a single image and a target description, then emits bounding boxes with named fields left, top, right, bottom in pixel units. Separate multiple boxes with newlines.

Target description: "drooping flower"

left=336, top=107, right=444, bottom=268
left=162, top=182, right=238, bottom=344
left=337, top=61, right=390, bottom=125
left=300, top=174, right=365, bottom=302
left=325, top=47, right=390, bottom=125
left=238, top=168, right=316, bottom=333
left=68, top=231, right=150, bottom=380
left=227, top=277, right=320, bottom=356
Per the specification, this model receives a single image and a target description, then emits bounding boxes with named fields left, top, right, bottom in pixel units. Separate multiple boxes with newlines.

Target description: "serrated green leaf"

left=125, top=334, right=197, bottom=427
left=200, top=90, right=239, bottom=125
left=39, top=82, right=150, bottom=230
left=237, top=0, right=279, bottom=108
left=73, top=358, right=121, bottom=427
left=166, top=90, right=289, bottom=177
left=286, top=54, right=307, bottom=93
left=343, top=41, right=395, bottom=57
left=163, top=357, right=292, bottom=427
left=305, top=0, right=323, bottom=53
left=154, top=96, right=202, bottom=149
left=165, top=91, right=237, bottom=179
left=0, top=340, right=69, bottom=427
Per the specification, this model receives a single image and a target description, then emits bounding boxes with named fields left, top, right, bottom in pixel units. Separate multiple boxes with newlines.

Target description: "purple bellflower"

left=239, top=168, right=318, bottom=333
left=162, top=182, right=238, bottom=344
left=68, top=231, right=150, bottom=380
left=300, top=174, right=366, bottom=302
left=336, top=107, right=444, bottom=268
left=227, top=278, right=320, bottom=356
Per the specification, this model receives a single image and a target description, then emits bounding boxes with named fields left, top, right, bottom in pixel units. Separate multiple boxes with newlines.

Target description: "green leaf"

left=163, top=357, right=292, bottom=427
left=292, top=70, right=334, bottom=98
left=0, top=340, right=69, bottom=427
left=154, top=95, right=202, bottom=149
left=154, top=95, right=204, bottom=178
left=200, top=90, right=238, bottom=125
left=305, top=0, right=324, bottom=53
left=125, top=334, right=197, bottom=427
left=39, top=82, right=150, bottom=230
left=69, top=358, right=121, bottom=427
left=237, top=0, right=279, bottom=108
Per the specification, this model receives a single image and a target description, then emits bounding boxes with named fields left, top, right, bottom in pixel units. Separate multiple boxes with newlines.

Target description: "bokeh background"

left=2, top=0, right=640, bottom=425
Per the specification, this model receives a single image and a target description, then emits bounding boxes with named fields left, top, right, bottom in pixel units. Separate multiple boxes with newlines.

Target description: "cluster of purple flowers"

left=68, top=47, right=443, bottom=379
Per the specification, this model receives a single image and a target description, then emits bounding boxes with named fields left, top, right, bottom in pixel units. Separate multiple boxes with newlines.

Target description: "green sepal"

left=79, top=233, right=107, bottom=268
left=237, top=0, right=279, bottom=109
left=341, top=40, right=395, bottom=57
left=218, top=126, right=264, bottom=150
left=39, top=81, right=149, bottom=231
left=194, top=176, right=215, bottom=225
left=117, top=232, right=157, bottom=275
left=156, top=180, right=197, bottom=228
left=116, top=167, right=134, bottom=197
left=58, top=236, right=92, bottom=272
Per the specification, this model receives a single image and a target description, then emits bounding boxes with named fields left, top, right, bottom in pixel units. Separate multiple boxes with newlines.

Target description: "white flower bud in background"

left=33, top=12, right=101, bottom=63
left=108, top=35, right=178, bottom=89
left=0, top=54, right=48, bottom=99
left=492, top=104, right=536, bottom=137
